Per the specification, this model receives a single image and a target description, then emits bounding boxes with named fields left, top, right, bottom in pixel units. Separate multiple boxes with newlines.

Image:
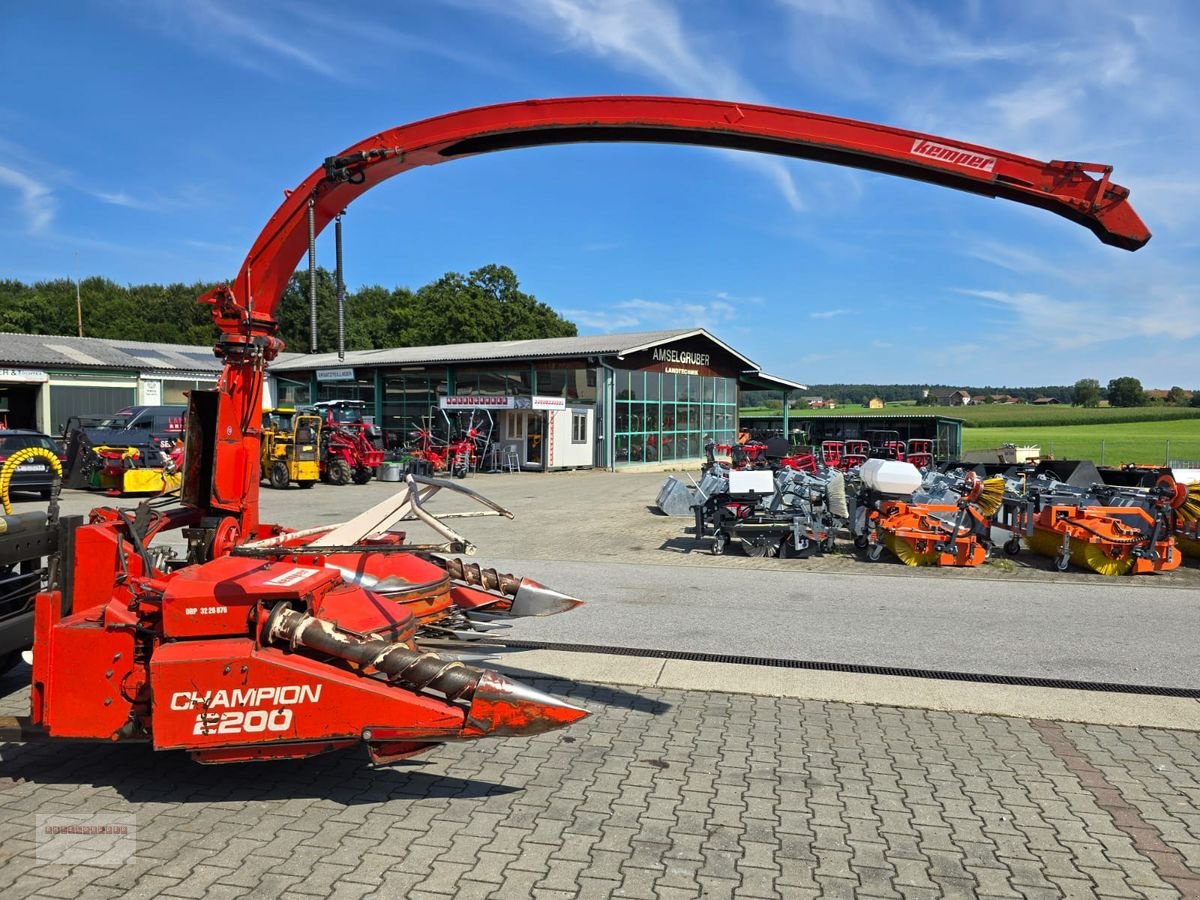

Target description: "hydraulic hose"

left=0, top=447, right=62, bottom=515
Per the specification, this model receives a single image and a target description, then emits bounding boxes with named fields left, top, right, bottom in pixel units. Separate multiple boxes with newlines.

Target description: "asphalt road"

left=21, top=471, right=1200, bottom=689
left=469, top=556, right=1200, bottom=689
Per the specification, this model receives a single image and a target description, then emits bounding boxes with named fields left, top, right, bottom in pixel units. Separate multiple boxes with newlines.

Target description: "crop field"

left=741, top=404, right=1200, bottom=464
left=742, top=404, right=1200, bottom=428
left=961, top=418, right=1200, bottom=465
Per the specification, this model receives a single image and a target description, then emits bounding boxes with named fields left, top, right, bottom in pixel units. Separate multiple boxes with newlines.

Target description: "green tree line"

left=745, top=380, right=1198, bottom=409
left=742, top=383, right=1077, bottom=408
left=0, top=264, right=576, bottom=350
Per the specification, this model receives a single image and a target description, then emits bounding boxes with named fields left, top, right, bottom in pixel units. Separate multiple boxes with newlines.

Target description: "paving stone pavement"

left=3, top=662, right=1200, bottom=899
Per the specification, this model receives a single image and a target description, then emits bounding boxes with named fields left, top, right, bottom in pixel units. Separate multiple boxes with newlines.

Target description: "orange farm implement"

left=995, top=465, right=1197, bottom=575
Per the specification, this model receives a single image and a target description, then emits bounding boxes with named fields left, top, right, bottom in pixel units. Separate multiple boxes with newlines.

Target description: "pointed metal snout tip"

left=463, top=669, right=589, bottom=737
left=509, top=578, right=585, bottom=617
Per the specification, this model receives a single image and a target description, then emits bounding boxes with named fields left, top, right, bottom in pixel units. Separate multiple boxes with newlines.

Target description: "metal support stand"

left=335, top=212, right=345, bottom=362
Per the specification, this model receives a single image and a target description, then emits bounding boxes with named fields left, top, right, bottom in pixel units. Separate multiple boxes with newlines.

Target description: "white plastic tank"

left=859, top=458, right=922, bottom=496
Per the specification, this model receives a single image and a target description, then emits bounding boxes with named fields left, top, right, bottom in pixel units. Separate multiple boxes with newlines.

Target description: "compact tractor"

left=0, top=96, right=1150, bottom=765
left=260, top=409, right=321, bottom=489
left=306, top=400, right=384, bottom=485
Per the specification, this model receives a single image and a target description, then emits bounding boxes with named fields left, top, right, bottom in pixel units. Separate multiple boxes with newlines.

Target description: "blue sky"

left=2, top=0, right=1197, bottom=388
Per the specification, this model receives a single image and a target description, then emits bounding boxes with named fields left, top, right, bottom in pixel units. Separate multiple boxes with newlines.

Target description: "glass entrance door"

left=525, top=413, right=544, bottom=467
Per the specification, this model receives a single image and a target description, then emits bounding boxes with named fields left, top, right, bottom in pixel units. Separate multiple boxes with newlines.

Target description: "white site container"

left=859, top=458, right=922, bottom=496
left=728, top=469, right=776, bottom=497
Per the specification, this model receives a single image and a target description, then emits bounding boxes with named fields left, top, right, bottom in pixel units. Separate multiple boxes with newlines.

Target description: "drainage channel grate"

left=482, top=640, right=1200, bottom=699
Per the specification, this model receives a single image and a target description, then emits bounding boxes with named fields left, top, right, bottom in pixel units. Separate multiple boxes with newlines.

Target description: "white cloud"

left=560, top=309, right=643, bottom=331
left=563, top=293, right=741, bottom=332
left=124, top=0, right=345, bottom=81
left=286, top=2, right=508, bottom=76
left=0, top=165, right=55, bottom=234
left=91, top=189, right=160, bottom=211
left=714, top=291, right=764, bottom=304
left=809, top=308, right=850, bottom=319
left=478, top=0, right=806, bottom=211
left=957, top=287, right=1200, bottom=351
left=85, top=183, right=212, bottom=214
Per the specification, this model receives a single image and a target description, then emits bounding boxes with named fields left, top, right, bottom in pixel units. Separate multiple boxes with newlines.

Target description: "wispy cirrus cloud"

left=563, top=293, right=738, bottom=332
left=472, top=0, right=807, bottom=211
left=958, top=286, right=1200, bottom=351
left=776, top=0, right=1200, bottom=228
left=0, top=164, right=55, bottom=234
left=285, top=2, right=511, bottom=77
left=85, top=182, right=213, bottom=214
left=125, top=0, right=514, bottom=85
left=809, top=308, right=850, bottom=319
left=122, top=0, right=344, bottom=81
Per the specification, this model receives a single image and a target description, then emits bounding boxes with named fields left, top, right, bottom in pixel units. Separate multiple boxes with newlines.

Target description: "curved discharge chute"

left=198, top=96, right=1149, bottom=527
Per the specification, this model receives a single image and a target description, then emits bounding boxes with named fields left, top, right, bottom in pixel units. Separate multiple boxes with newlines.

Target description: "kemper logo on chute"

left=910, top=139, right=997, bottom=173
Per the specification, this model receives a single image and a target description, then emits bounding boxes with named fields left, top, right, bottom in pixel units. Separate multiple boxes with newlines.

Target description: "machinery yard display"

left=0, top=95, right=1152, bottom=763
left=407, top=409, right=492, bottom=478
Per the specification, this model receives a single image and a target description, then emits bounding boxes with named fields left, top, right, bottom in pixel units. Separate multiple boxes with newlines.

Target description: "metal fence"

left=1032, top=440, right=1200, bottom=466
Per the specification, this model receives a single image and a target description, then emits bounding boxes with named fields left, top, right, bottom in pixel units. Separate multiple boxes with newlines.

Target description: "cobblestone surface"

left=4, top=664, right=1199, bottom=899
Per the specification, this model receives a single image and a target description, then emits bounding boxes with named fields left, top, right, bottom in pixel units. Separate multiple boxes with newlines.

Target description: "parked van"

left=95, top=405, right=187, bottom=448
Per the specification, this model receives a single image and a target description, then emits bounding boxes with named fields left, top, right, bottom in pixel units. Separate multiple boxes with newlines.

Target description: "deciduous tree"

left=1072, top=378, right=1101, bottom=408
left=1106, top=376, right=1146, bottom=408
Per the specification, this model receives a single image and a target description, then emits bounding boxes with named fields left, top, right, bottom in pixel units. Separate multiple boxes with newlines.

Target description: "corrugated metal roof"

left=106, top=338, right=222, bottom=373
left=0, top=328, right=783, bottom=381
left=269, top=328, right=757, bottom=372
left=0, top=332, right=144, bottom=369
left=741, top=370, right=808, bottom=392
left=0, top=333, right=222, bottom=374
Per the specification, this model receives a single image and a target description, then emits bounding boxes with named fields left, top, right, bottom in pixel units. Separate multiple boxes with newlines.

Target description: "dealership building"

left=269, top=328, right=803, bottom=471
left=0, top=329, right=802, bottom=471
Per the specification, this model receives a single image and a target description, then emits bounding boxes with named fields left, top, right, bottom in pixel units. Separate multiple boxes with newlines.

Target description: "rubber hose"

left=0, top=446, right=63, bottom=515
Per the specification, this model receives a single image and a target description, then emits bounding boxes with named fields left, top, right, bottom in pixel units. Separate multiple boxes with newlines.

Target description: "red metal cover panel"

left=149, top=639, right=465, bottom=750
left=160, top=556, right=340, bottom=638
left=45, top=615, right=136, bottom=739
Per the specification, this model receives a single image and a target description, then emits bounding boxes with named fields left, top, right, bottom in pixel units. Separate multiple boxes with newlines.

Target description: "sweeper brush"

left=1177, top=532, right=1200, bottom=559
left=1013, top=471, right=1190, bottom=575
left=880, top=530, right=940, bottom=567
left=975, top=477, right=1006, bottom=518
left=1176, top=480, right=1200, bottom=526
left=1025, top=526, right=1141, bottom=577
left=1170, top=480, right=1200, bottom=559
left=854, top=465, right=995, bottom=567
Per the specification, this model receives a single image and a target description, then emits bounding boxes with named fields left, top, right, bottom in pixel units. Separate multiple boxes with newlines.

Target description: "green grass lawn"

left=961, top=418, right=1200, bottom=465
left=743, top=404, right=1200, bottom=428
